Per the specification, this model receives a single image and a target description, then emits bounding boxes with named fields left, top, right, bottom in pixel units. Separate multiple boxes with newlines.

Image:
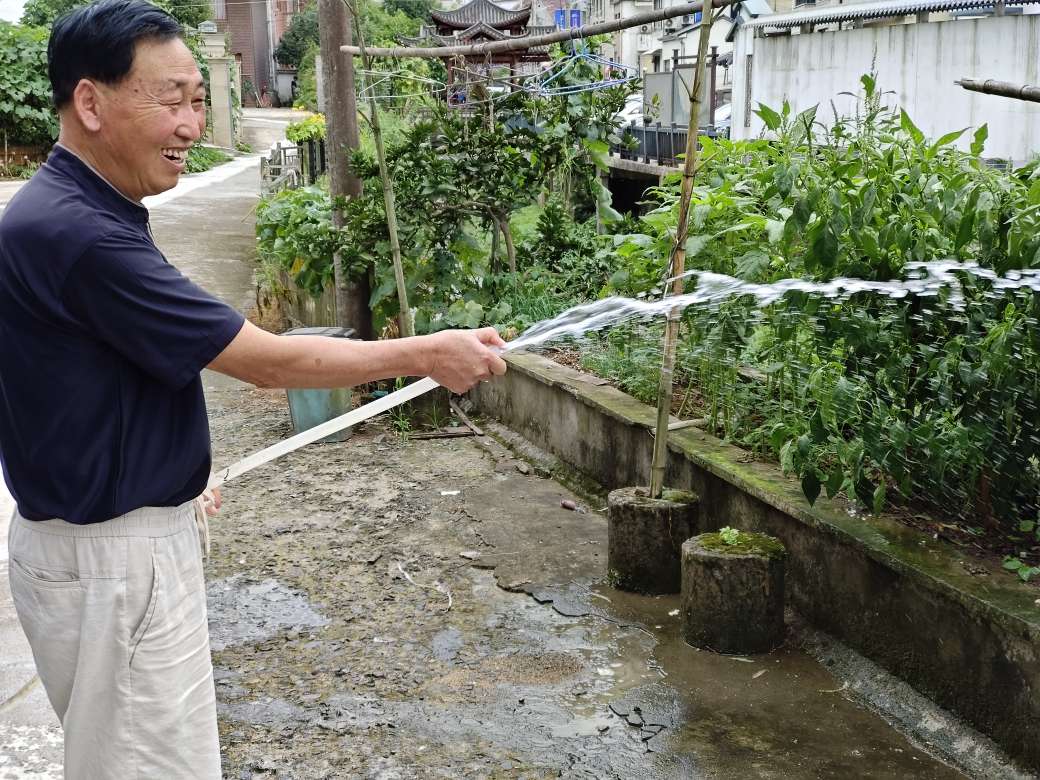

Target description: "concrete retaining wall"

left=469, top=352, right=1040, bottom=772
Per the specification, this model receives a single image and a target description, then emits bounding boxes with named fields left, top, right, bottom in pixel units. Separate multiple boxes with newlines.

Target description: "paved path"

left=0, top=181, right=24, bottom=212
left=0, top=108, right=290, bottom=775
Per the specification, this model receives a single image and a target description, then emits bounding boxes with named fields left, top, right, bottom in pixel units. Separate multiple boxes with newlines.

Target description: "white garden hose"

left=207, top=376, right=441, bottom=490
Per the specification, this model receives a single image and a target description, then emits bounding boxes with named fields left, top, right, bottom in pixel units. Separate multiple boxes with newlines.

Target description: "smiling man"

left=0, top=1, right=506, bottom=777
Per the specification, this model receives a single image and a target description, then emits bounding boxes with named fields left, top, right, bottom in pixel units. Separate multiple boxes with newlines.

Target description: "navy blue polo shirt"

left=0, top=145, right=245, bottom=524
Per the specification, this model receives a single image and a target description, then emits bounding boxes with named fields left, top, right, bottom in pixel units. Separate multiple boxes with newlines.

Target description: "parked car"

left=615, top=95, right=645, bottom=125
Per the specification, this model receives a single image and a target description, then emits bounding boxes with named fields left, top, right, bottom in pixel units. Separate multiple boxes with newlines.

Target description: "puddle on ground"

left=215, top=566, right=974, bottom=778
left=207, top=575, right=329, bottom=652
left=430, top=627, right=464, bottom=662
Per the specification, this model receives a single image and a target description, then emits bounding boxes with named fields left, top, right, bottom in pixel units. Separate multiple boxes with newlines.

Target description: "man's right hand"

left=425, top=327, right=508, bottom=394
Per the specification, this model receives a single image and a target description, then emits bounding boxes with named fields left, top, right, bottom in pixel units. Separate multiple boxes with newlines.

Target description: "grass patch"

left=186, top=144, right=232, bottom=173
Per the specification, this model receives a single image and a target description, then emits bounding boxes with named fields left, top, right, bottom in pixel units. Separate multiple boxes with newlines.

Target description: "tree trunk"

left=489, top=215, right=501, bottom=275
left=498, top=212, right=517, bottom=275
left=648, top=10, right=715, bottom=498
left=317, top=0, right=371, bottom=337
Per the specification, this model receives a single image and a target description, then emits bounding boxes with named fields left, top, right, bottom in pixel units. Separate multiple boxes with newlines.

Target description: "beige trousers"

left=7, top=502, right=220, bottom=779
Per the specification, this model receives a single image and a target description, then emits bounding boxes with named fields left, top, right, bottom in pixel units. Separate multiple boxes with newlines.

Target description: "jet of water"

left=505, top=261, right=1040, bottom=353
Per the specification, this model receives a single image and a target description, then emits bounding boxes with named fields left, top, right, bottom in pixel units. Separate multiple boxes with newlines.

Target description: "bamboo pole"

left=648, top=11, right=716, bottom=499
left=340, top=0, right=738, bottom=58
left=956, top=78, right=1040, bottom=103
left=346, top=0, right=414, bottom=337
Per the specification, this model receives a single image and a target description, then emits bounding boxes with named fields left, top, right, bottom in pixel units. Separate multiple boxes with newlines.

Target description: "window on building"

left=213, top=0, right=226, bottom=19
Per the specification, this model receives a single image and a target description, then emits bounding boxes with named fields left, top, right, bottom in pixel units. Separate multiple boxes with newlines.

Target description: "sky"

left=0, top=0, right=25, bottom=22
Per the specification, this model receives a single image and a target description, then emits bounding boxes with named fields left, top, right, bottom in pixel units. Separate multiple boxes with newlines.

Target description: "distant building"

left=401, top=0, right=554, bottom=98
left=212, top=0, right=308, bottom=106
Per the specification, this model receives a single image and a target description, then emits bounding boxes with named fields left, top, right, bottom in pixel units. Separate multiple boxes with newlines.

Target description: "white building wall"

left=732, top=15, right=1040, bottom=164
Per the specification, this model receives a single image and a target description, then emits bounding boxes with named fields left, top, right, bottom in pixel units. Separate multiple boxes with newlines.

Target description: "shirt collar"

left=47, top=144, right=150, bottom=224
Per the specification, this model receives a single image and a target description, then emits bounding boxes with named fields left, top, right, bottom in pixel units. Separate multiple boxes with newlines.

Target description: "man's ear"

left=70, top=79, right=103, bottom=133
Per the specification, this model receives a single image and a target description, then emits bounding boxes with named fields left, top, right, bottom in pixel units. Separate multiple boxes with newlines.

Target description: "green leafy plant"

left=719, top=526, right=741, bottom=545
left=583, top=75, right=1040, bottom=545
left=185, top=144, right=230, bottom=173
left=0, top=22, right=57, bottom=147
left=700, top=528, right=786, bottom=558
left=1003, top=555, right=1040, bottom=584
left=285, top=114, right=326, bottom=143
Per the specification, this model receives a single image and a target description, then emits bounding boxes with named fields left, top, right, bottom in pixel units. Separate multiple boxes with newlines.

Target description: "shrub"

left=0, top=22, right=57, bottom=147
left=285, top=114, right=326, bottom=144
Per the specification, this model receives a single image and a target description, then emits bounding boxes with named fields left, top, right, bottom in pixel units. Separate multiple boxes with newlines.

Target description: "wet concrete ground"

left=1, top=109, right=1032, bottom=779
left=203, top=386, right=1006, bottom=778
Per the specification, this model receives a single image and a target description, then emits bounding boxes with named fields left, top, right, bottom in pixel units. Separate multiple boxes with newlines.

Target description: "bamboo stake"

left=340, top=0, right=738, bottom=58
left=956, top=78, right=1040, bottom=103
left=648, top=11, right=716, bottom=499
left=346, top=0, right=414, bottom=337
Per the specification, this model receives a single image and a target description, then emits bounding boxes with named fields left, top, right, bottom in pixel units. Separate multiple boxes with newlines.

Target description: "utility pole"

left=317, top=0, right=372, bottom=338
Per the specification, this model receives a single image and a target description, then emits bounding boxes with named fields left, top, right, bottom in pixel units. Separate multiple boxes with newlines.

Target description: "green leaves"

left=900, top=109, right=925, bottom=146
left=971, top=125, right=989, bottom=157
left=0, top=22, right=56, bottom=146
left=445, top=299, right=485, bottom=329
left=1002, top=556, right=1040, bottom=583
left=719, top=526, right=741, bottom=545
left=806, top=221, right=840, bottom=273
left=734, top=249, right=770, bottom=280
left=955, top=187, right=981, bottom=251
left=755, top=103, right=783, bottom=132
left=581, top=137, right=610, bottom=171
left=801, top=473, right=822, bottom=506
left=286, top=115, right=326, bottom=143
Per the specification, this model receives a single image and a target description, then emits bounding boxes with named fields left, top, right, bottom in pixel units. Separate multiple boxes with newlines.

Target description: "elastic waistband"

left=15, top=501, right=197, bottom=538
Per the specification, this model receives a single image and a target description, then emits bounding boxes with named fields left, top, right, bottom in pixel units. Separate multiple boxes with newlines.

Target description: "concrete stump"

left=607, top=487, right=699, bottom=594
left=681, top=531, right=786, bottom=654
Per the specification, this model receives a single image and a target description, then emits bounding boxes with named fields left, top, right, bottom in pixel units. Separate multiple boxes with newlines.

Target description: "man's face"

left=93, top=37, right=206, bottom=200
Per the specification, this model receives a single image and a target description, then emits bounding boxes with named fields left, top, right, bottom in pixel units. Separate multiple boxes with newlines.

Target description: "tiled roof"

left=398, top=27, right=553, bottom=53
left=742, top=0, right=1038, bottom=28
left=431, top=0, right=532, bottom=30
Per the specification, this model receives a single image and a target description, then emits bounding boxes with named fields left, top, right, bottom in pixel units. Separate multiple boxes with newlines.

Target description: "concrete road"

left=0, top=180, right=26, bottom=212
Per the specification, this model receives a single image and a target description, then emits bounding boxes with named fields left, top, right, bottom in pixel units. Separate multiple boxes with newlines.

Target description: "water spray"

left=208, top=260, right=1040, bottom=491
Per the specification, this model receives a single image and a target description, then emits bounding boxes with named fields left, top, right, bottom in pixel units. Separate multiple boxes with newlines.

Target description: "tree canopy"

left=22, top=0, right=209, bottom=29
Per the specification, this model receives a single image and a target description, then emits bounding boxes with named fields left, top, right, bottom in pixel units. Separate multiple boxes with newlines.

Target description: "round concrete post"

left=681, top=531, right=786, bottom=654
left=607, top=487, right=699, bottom=594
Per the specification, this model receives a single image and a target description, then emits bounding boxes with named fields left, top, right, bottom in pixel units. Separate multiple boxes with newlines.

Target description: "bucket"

left=283, top=326, right=357, bottom=443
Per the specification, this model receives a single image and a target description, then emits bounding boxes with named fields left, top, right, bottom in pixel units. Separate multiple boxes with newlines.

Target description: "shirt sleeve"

left=61, top=230, right=246, bottom=390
